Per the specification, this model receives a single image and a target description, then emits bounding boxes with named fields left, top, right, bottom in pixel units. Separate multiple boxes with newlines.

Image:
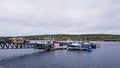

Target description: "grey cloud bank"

left=0, top=0, right=120, bottom=36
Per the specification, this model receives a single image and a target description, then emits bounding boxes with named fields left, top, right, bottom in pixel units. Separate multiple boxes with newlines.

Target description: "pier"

left=0, top=43, right=51, bottom=49
left=0, top=43, right=33, bottom=49
left=0, top=40, right=99, bottom=51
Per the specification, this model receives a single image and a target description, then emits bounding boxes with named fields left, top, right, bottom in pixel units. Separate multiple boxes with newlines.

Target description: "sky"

left=0, top=0, right=120, bottom=36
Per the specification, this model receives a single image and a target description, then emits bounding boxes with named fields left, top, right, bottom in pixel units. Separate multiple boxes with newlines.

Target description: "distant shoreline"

left=0, top=34, right=120, bottom=41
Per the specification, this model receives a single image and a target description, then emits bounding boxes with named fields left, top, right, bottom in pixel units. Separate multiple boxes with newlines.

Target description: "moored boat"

left=67, top=42, right=91, bottom=51
left=67, top=41, right=99, bottom=51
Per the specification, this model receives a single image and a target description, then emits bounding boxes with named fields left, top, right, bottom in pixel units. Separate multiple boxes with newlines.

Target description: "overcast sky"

left=0, top=0, right=120, bottom=36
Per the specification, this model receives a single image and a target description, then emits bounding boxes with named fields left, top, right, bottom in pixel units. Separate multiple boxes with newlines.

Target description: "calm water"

left=0, top=42, right=120, bottom=68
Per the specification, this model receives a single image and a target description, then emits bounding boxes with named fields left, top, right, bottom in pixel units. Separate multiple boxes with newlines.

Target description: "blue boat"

left=90, top=43, right=97, bottom=49
left=67, top=42, right=91, bottom=51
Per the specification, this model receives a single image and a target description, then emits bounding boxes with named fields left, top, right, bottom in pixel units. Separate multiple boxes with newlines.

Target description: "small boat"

left=82, top=41, right=98, bottom=49
left=90, top=43, right=97, bottom=49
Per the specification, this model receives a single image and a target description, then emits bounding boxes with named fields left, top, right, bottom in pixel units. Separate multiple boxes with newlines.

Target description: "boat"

left=82, top=41, right=99, bottom=49
left=67, top=42, right=91, bottom=51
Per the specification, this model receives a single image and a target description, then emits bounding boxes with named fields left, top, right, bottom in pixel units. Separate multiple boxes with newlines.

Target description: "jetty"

left=0, top=37, right=100, bottom=51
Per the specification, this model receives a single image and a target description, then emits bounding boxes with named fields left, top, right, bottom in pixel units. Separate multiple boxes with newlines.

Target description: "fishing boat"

left=67, top=42, right=91, bottom=51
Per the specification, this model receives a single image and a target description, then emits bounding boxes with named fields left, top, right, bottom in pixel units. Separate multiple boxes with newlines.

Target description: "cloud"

left=0, top=0, right=120, bottom=36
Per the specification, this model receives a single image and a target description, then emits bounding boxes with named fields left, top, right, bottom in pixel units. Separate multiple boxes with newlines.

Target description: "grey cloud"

left=0, top=0, right=120, bottom=36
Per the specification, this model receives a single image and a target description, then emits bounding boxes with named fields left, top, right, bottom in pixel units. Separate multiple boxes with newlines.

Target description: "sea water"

left=0, top=41, right=120, bottom=68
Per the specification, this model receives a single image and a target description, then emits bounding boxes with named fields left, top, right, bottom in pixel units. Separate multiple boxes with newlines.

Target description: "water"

left=0, top=42, right=120, bottom=68
left=0, top=49, right=41, bottom=61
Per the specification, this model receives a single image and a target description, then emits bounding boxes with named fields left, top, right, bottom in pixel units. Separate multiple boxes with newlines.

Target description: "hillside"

left=18, top=34, right=120, bottom=41
left=0, top=34, right=120, bottom=41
